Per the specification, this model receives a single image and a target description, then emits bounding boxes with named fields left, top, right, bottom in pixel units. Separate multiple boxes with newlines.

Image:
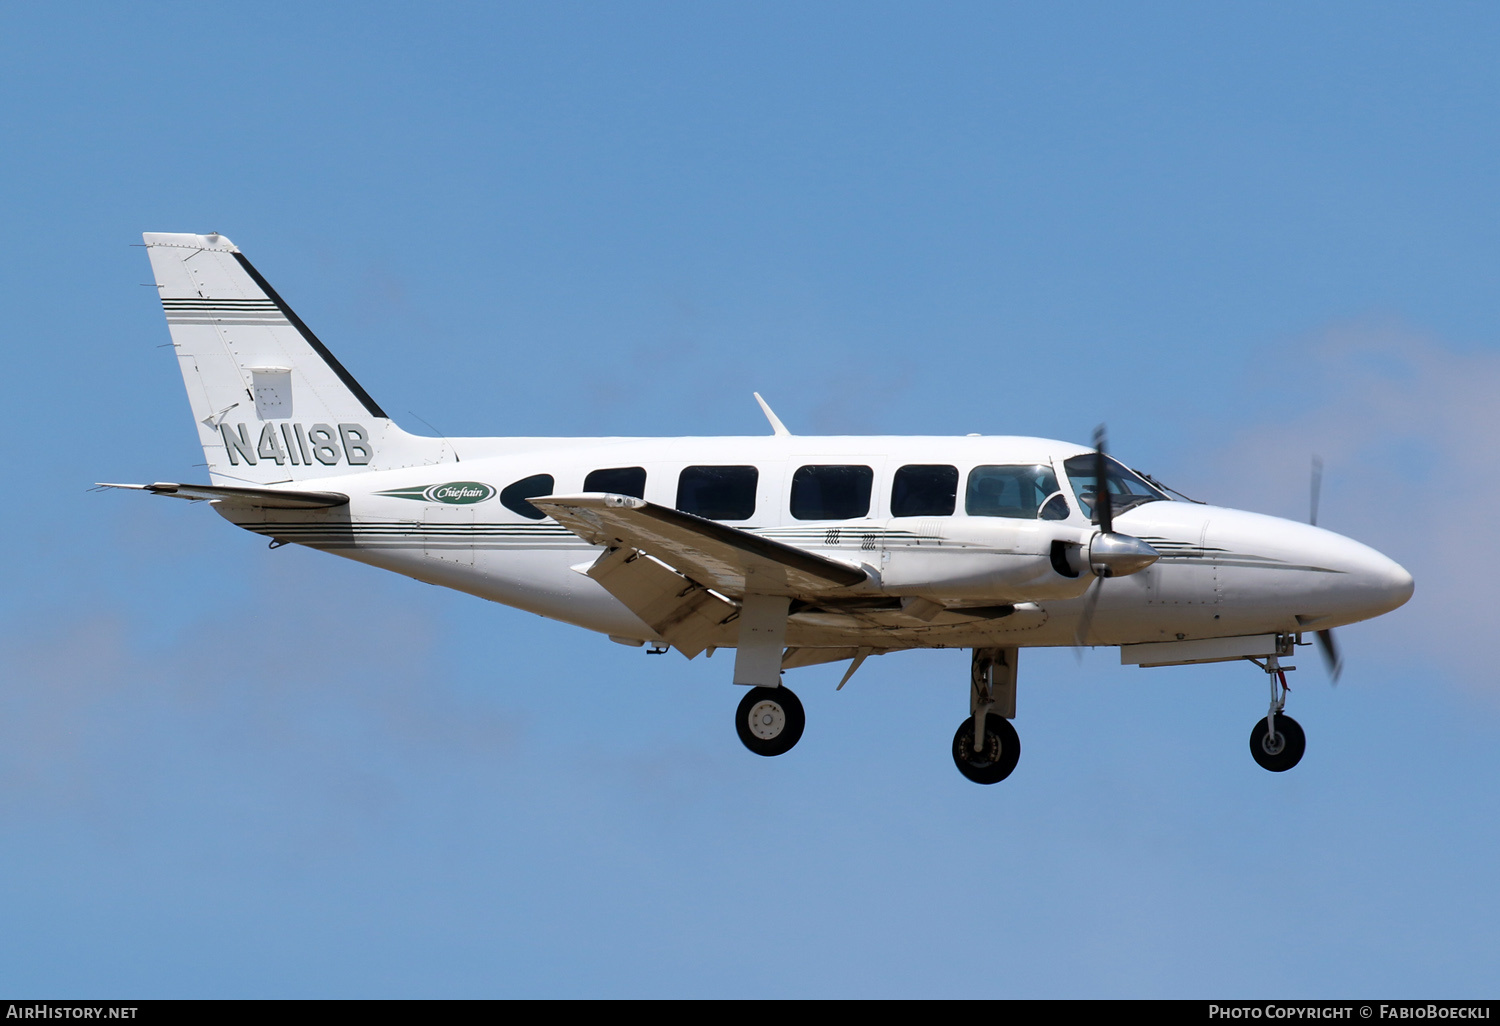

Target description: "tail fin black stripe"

left=231, top=251, right=388, bottom=419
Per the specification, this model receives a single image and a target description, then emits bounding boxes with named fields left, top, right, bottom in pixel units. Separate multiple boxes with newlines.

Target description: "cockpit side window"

left=1039, top=492, right=1070, bottom=520
left=1062, top=454, right=1167, bottom=522
left=966, top=465, right=1063, bottom=519
left=892, top=464, right=958, bottom=517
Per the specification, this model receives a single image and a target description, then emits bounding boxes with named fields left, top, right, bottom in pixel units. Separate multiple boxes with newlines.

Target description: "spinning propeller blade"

left=1073, top=423, right=1159, bottom=650
left=1092, top=424, right=1113, bottom=534
left=1316, top=629, right=1344, bottom=684
left=1076, top=424, right=1112, bottom=650
left=1307, top=455, right=1343, bottom=683
left=1074, top=576, right=1103, bottom=649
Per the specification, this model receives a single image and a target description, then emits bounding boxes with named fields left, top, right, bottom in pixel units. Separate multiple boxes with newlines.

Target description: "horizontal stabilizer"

left=96, top=481, right=348, bottom=509
left=532, top=493, right=869, bottom=598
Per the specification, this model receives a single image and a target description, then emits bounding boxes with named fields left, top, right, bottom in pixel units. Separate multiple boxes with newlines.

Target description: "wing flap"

left=532, top=493, right=869, bottom=598
left=584, top=545, right=738, bottom=659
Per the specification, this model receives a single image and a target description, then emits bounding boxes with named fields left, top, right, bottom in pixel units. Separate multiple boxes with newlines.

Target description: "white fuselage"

left=215, top=433, right=1414, bottom=655
left=134, top=231, right=1410, bottom=778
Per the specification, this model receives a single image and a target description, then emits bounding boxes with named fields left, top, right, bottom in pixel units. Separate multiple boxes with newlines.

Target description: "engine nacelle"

left=876, top=517, right=1097, bottom=602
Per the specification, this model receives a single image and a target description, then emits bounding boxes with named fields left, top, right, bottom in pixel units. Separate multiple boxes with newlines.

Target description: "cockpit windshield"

left=1062, top=453, right=1169, bottom=522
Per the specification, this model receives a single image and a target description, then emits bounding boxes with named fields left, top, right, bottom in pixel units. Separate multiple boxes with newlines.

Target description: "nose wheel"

left=1248, top=644, right=1306, bottom=772
left=1250, top=713, right=1305, bottom=772
left=735, top=685, right=805, bottom=757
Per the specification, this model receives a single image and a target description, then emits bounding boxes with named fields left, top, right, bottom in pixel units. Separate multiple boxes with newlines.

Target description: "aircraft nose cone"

left=1364, top=551, right=1414, bottom=615
left=1169, top=506, right=1415, bottom=632
left=1309, top=531, right=1414, bottom=626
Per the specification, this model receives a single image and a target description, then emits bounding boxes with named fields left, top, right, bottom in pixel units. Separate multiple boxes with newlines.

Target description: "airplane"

left=101, top=232, right=1415, bottom=785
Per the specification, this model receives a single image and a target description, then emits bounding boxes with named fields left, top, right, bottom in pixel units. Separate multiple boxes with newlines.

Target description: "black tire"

left=951, top=713, right=1020, bottom=784
left=736, top=685, right=806, bottom=757
left=1249, top=714, right=1306, bottom=772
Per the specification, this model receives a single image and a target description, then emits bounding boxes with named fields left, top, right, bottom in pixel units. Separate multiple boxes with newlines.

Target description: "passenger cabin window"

left=966, top=465, right=1068, bottom=520
left=677, top=465, right=758, bottom=520
left=584, top=466, right=646, bottom=498
left=1062, top=454, right=1167, bottom=522
left=790, top=465, right=873, bottom=520
left=891, top=464, right=958, bottom=517
left=501, top=473, right=555, bottom=520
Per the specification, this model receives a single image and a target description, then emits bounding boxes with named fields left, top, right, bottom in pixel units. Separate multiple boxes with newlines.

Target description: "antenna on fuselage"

left=1310, top=455, right=1323, bottom=527
left=753, top=393, right=792, bottom=437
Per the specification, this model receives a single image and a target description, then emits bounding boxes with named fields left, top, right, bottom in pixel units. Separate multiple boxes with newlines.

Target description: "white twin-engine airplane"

left=104, top=232, right=1415, bottom=784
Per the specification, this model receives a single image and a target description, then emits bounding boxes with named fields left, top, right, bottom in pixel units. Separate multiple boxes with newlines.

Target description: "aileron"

left=96, top=481, right=349, bottom=509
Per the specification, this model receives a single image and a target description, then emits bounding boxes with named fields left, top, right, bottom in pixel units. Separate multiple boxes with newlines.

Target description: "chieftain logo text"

left=375, top=482, right=497, bottom=504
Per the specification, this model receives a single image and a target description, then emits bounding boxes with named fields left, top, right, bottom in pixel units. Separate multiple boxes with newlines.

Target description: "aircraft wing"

left=96, top=481, right=349, bottom=509
left=533, top=493, right=869, bottom=598
left=533, top=493, right=869, bottom=659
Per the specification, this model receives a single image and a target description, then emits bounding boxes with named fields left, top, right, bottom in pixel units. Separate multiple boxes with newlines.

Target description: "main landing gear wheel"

left=952, top=713, right=1020, bottom=785
left=736, top=685, right=805, bottom=757
left=1249, top=714, right=1306, bottom=772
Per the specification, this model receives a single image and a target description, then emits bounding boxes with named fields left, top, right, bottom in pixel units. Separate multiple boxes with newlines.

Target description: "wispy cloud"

left=1181, top=319, right=1499, bottom=694
left=0, top=562, right=522, bottom=839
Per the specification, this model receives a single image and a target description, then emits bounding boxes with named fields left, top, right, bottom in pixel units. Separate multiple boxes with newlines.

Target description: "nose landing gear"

left=1248, top=646, right=1305, bottom=772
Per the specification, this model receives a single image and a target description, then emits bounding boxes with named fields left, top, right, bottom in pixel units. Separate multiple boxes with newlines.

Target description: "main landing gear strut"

left=952, top=647, right=1021, bottom=785
left=727, top=644, right=1029, bottom=786
left=730, top=593, right=806, bottom=757
left=728, top=647, right=1025, bottom=784
left=1248, top=646, right=1306, bottom=772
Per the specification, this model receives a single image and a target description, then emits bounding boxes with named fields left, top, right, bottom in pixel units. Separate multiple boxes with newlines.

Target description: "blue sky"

left=2, top=3, right=1497, bottom=997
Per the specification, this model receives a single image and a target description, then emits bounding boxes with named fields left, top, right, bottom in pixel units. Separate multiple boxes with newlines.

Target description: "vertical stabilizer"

left=144, top=232, right=452, bottom=483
